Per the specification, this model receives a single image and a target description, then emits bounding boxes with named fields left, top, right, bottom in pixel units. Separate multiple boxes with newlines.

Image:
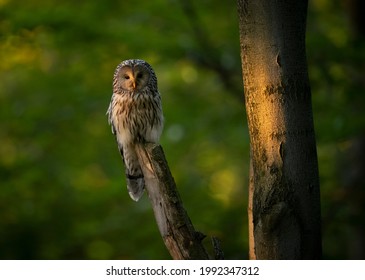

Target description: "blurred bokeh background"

left=1, top=0, right=364, bottom=259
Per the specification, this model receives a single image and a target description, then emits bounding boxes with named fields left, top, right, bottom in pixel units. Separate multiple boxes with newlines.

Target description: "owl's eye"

left=124, top=74, right=130, bottom=80
left=136, top=73, right=143, bottom=79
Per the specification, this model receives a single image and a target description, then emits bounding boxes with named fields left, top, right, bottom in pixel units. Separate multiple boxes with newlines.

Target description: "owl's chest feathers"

left=112, top=93, right=162, bottom=144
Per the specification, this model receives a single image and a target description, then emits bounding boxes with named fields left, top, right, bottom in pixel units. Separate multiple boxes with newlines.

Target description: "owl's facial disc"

left=119, top=65, right=150, bottom=92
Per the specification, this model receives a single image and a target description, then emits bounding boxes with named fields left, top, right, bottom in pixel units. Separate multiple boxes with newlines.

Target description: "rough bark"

left=247, top=153, right=256, bottom=259
left=135, top=143, right=210, bottom=260
left=237, top=0, right=322, bottom=259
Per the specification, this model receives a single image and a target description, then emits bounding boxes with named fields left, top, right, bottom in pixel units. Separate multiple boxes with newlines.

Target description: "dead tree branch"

left=135, top=143, right=211, bottom=260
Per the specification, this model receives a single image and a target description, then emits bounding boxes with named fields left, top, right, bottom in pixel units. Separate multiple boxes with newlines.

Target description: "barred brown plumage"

left=107, top=59, right=164, bottom=201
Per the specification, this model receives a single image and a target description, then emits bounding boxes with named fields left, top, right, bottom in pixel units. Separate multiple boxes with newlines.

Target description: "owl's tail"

left=121, top=143, right=145, bottom=201
left=126, top=173, right=144, bottom=201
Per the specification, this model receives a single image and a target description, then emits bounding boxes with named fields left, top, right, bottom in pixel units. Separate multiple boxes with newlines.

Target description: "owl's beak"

left=132, top=81, right=136, bottom=89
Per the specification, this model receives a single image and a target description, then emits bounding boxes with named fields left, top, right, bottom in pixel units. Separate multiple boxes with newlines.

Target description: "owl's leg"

left=122, top=143, right=145, bottom=201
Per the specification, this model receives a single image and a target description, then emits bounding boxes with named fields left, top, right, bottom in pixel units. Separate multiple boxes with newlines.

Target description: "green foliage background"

left=1, top=0, right=364, bottom=259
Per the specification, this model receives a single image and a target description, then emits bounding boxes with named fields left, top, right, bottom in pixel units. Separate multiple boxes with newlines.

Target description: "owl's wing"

left=110, top=121, right=124, bottom=161
left=110, top=122, right=116, bottom=135
left=106, top=99, right=115, bottom=135
left=107, top=98, right=124, bottom=162
left=106, top=93, right=144, bottom=201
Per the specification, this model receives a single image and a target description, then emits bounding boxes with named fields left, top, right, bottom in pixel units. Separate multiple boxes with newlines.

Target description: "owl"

left=107, top=59, right=164, bottom=201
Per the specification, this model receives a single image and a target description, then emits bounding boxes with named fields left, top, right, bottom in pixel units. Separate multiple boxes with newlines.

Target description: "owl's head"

left=113, top=59, right=157, bottom=94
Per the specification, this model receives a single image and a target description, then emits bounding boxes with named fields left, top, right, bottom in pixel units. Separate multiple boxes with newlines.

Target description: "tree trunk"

left=237, top=0, right=322, bottom=259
